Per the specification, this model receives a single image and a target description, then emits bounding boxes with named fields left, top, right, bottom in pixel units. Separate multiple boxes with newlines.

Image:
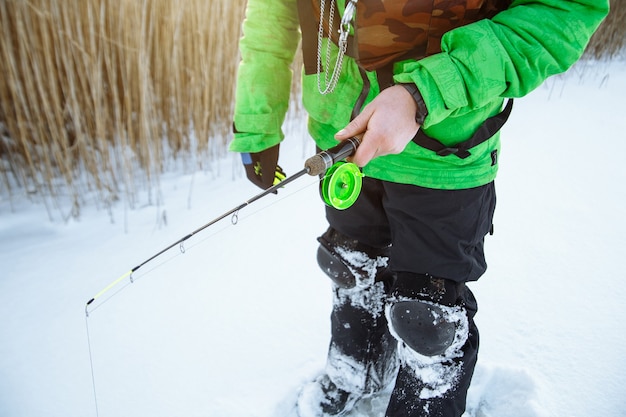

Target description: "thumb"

left=335, top=111, right=369, bottom=140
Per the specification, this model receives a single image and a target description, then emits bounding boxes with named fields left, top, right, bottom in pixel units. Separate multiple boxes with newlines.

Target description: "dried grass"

left=0, top=0, right=246, bottom=218
left=585, top=0, right=626, bottom=60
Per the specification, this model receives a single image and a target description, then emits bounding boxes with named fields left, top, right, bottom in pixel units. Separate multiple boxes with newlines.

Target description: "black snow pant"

left=322, top=177, right=496, bottom=417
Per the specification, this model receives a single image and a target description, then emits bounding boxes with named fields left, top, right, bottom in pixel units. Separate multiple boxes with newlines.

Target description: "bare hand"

left=334, top=85, right=420, bottom=167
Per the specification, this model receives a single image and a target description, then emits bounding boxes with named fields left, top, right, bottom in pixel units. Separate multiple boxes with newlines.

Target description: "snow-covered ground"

left=1, top=59, right=625, bottom=417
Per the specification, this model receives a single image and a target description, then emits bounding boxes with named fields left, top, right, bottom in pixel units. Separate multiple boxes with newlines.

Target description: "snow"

left=1, top=59, right=626, bottom=417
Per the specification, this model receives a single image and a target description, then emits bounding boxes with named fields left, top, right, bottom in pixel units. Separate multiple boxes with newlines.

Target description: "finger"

left=335, top=110, right=370, bottom=140
left=350, top=133, right=378, bottom=167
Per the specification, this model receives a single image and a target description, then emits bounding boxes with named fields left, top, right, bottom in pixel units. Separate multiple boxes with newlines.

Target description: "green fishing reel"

left=303, top=136, right=364, bottom=210
left=320, top=161, right=363, bottom=210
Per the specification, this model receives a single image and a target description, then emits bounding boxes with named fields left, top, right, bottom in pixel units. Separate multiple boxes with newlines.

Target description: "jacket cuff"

left=229, top=132, right=283, bottom=153
left=233, top=112, right=284, bottom=135
left=399, top=83, right=428, bottom=125
left=394, top=53, right=469, bottom=127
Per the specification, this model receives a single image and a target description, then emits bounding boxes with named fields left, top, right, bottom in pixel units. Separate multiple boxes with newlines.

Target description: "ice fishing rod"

left=84, top=136, right=362, bottom=314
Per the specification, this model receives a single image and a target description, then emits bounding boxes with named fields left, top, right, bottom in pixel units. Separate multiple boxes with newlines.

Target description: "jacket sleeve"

left=393, top=0, right=609, bottom=128
left=230, top=0, right=301, bottom=153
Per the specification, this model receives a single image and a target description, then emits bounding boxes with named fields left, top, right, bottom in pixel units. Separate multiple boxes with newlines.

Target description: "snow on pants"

left=322, top=177, right=496, bottom=417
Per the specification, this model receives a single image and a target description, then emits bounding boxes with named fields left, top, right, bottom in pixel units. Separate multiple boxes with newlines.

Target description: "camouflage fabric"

left=309, top=0, right=511, bottom=71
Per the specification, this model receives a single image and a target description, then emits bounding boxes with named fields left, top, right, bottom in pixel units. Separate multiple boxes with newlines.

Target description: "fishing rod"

left=84, top=136, right=362, bottom=314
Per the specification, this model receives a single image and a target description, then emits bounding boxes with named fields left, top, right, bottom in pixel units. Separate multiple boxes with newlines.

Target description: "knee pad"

left=316, top=228, right=391, bottom=289
left=317, top=242, right=356, bottom=288
left=388, top=300, right=460, bottom=357
left=388, top=273, right=468, bottom=357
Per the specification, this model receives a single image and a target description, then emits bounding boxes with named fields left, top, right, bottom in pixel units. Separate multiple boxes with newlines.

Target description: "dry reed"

left=0, top=0, right=246, bottom=219
left=585, top=0, right=626, bottom=59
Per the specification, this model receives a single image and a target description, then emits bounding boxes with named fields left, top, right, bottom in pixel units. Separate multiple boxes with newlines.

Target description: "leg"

left=323, top=228, right=398, bottom=397
left=381, top=182, right=495, bottom=417
left=385, top=279, right=479, bottom=417
left=298, top=179, right=398, bottom=417
left=298, top=228, right=398, bottom=417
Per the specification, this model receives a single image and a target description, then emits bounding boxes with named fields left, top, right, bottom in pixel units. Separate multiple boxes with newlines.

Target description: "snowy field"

left=1, top=59, right=625, bottom=417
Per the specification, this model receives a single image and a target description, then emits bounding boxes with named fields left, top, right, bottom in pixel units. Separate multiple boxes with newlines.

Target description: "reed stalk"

left=0, top=0, right=246, bottom=218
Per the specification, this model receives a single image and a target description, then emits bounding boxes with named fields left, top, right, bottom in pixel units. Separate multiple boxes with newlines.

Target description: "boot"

left=297, top=374, right=360, bottom=417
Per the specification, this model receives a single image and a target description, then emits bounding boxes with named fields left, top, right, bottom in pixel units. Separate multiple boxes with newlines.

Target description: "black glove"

left=241, top=144, right=286, bottom=190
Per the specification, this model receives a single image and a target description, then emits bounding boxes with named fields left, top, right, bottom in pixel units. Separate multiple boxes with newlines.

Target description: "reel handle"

left=304, top=135, right=362, bottom=176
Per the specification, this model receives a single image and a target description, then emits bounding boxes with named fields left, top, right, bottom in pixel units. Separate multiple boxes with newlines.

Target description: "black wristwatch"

left=400, top=83, right=428, bottom=125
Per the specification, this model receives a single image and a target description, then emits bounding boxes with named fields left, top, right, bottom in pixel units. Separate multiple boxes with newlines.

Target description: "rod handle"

left=304, top=136, right=362, bottom=176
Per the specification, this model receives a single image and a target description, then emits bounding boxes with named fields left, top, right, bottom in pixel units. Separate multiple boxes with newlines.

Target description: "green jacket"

left=231, top=0, right=608, bottom=189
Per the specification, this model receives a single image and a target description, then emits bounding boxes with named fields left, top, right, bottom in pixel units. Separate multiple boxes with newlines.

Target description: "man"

left=230, top=0, right=608, bottom=416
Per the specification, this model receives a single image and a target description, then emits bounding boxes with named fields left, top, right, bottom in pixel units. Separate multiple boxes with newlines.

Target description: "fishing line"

left=85, top=174, right=320, bottom=316
left=85, top=317, right=100, bottom=417
left=83, top=175, right=320, bottom=417
left=85, top=171, right=305, bottom=314
left=83, top=137, right=362, bottom=416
